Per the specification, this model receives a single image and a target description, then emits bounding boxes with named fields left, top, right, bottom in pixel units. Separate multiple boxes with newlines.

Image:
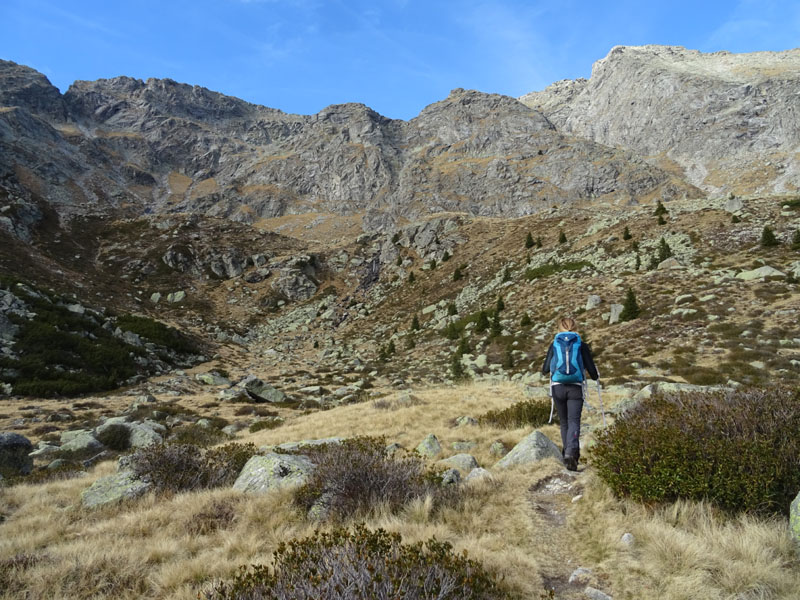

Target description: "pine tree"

left=622, top=226, right=632, bottom=240
left=654, top=200, right=668, bottom=216
left=558, top=230, right=567, bottom=244
left=657, top=214, right=667, bottom=225
left=442, top=250, right=451, bottom=262
left=429, top=259, right=437, bottom=270
left=450, top=351, right=467, bottom=381
left=410, top=314, right=420, bottom=331
left=490, top=311, right=502, bottom=337
left=761, top=225, right=779, bottom=247
left=452, top=267, right=463, bottom=281
left=447, top=303, right=457, bottom=316
left=657, top=237, right=673, bottom=262
left=456, top=335, right=471, bottom=356
left=525, top=232, right=534, bottom=249
left=792, top=229, right=800, bottom=251
left=475, top=310, right=489, bottom=333
left=503, top=347, right=515, bottom=369
left=619, top=288, right=640, bottom=322
left=496, top=296, right=505, bottom=312
left=408, top=271, right=416, bottom=284
left=634, top=253, right=641, bottom=271
left=502, top=266, right=511, bottom=282
left=520, top=312, right=532, bottom=327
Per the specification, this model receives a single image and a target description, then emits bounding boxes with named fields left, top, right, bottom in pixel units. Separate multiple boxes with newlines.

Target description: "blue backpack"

left=550, top=331, right=585, bottom=384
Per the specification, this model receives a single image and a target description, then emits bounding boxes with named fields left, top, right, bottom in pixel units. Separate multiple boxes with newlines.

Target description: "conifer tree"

left=447, top=303, right=457, bottom=316
left=619, top=288, right=640, bottom=322
left=475, top=310, right=489, bottom=333
left=496, top=296, right=505, bottom=312
left=520, top=312, right=532, bottom=327
left=761, top=225, right=779, bottom=247
left=622, top=226, right=632, bottom=240
left=657, top=237, right=673, bottom=262
left=490, top=311, right=502, bottom=337
left=456, top=335, right=471, bottom=356
left=408, top=271, right=416, bottom=284
left=452, top=267, right=463, bottom=281
left=536, top=236, right=543, bottom=248
left=410, top=314, right=420, bottom=331
left=450, top=352, right=467, bottom=380
left=792, top=229, right=800, bottom=251
left=525, top=232, right=534, bottom=249
left=502, top=266, right=511, bottom=282
left=654, top=200, right=668, bottom=216
left=503, top=347, right=514, bottom=369
left=558, top=230, right=567, bottom=244
left=657, top=214, right=667, bottom=225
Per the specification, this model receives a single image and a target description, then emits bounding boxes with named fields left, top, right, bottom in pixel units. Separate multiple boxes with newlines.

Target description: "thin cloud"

left=702, top=0, right=800, bottom=51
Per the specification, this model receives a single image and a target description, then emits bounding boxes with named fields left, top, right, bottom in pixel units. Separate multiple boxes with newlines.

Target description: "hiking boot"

left=564, top=455, right=578, bottom=472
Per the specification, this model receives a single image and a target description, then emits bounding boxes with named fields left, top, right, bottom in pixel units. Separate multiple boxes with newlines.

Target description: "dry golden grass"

left=1, top=381, right=798, bottom=599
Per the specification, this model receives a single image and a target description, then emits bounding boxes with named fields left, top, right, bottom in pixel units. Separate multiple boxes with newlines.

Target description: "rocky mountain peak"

left=0, top=59, right=66, bottom=121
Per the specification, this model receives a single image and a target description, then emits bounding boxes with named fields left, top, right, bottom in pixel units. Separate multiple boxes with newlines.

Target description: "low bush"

left=95, top=423, right=131, bottom=451
left=292, top=437, right=459, bottom=521
left=591, top=388, right=800, bottom=515
left=115, top=314, right=200, bottom=354
left=168, top=423, right=228, bottom=447
left=204, top=524, right=504, bottom=600
left=478, top=399, right=555, bottom=428
left=248, top=419, right=283, bottom=433
left=130, top=442, right=257, bottom=494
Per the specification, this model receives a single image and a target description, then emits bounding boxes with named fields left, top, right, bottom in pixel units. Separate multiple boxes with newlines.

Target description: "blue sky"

left=1, top=0, right=798, bottom=120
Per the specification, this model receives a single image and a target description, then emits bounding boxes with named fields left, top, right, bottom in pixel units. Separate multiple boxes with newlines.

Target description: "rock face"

left=521, top=45, right=800, bottom=196
left=0, top=58, right=705, bottom=242
left=0, top=432, right=34, bottom=477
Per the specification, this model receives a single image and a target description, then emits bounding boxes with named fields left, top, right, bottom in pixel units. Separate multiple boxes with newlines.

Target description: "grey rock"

left=736, top=266, right=786, bottom=281
left=270, top=270, right=318, bottom=301
left=608, top=304, right=624, bottom=324
left=416, top=434, right=442, bottom=458
left=437, top=453, right=479, bottom=473
left=239, top=376, right=286, bottom=403
left=489, top=441, right=507, bottom=457
left=232, top=453, right=315, bottom=494
left=495, top=430, right=563, bottom=468
left=60, top=430, right=104, bottom=454
left=455, top=416, right=478, bottom=427
left=464, top=467, right=493, bottom=483
left=166, top=291, right=186, bottom=303
left=440, top=468, right=461, bottom=486
left=0, top=432, right=33, bottom=476
left=81, top=470, right=152, bottom=508
left=791, top=490, right=800, bottom=548
left=195, top=372, right=232, bottom=386
left=621, top=532, right=635, bottom=547
left=584, top=587, right=613, bottom=600
left=451, top=440, right=477, bottom=452
left=569, top=567, right=593, bottom=584
left=585, top=295, right=602, bottom=310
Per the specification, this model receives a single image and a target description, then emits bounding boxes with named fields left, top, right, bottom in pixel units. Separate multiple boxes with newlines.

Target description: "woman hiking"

left=541, top=317, right=599, bottom=471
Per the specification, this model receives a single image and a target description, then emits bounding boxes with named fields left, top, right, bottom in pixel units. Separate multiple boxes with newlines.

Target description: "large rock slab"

left=239, top=376, right=286, bottom=403
left=437, top=453, right=479, bottom=474
left=735, top=266, right=786, bottom=281
left=59, top=430, right=104, bottom=454
left=494, top=430, right=563, bottom=468
left=232, top=453, right=315, bottom=494
left=0, top=432, right=33, bottom=476
left=81, top=471, right=152, bottom=508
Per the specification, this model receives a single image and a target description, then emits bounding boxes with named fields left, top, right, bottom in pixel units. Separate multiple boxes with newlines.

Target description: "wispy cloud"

left=702, top=0, right=800, bottom=51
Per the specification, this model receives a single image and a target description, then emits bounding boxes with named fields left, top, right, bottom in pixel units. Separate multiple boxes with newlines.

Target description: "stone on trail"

left=81, top=471, right=152, bottom=508
left=415, top=433, right=442, bottom=458
left=0, top=432, right=33, bottom=477
left=494, top=430, right=563, bottom=468
left=232, top=453, right=315, bottom=494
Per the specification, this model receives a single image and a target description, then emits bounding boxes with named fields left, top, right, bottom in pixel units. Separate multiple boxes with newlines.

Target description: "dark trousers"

left=552, top=384, right=583, bottom=459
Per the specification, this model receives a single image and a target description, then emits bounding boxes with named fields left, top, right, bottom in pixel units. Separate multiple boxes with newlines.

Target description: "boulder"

left=270, top=270, right=318, bottom=301
left=416, top=433, right=442, bottom=458
left=465, top=467, right=493, bottom=483
left=657, top=257, right=682, bottom=269
left=494, top=430, right=563, bottom=468
left=166, top=290, right=186, bottom=303
left=736, top=266, right=786, bottom=281
left=240, top=376, right=286, bottom=403
left=608, top=303, right=624, bottom=324
left=440, top=468, right=461, bottom=486
left=81, top=471, right=152, bottom=508
left=437, top=453, right=479, bottom=473
left=195, top=373, right=232, bottom=386
left=455, top=416, right=477, bottom=427
left=0, top=432, right=33, bottom=476
left=232, top=453, right=315, bottom=494
left=60, top=430, right=104, bottom=454
left=585, top=295, right=602, bottom=310
left=791, top=491, right=800, bottom=548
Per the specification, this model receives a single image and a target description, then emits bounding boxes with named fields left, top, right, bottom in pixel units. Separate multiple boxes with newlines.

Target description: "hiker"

left=541, top=317, right=599, bottom=471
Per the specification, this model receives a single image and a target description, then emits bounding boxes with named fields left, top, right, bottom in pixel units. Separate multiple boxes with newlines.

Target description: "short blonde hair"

left=558, top=317, right=576, bottom=331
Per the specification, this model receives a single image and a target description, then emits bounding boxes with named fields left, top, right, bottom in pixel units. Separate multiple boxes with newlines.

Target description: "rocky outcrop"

left=1, top=58, right=706, bottom=242
left=232, top=453, right=314, bottom=494
left=521, top=45, right=800, bottom=195
left=81, top=470, right=152, bottom=508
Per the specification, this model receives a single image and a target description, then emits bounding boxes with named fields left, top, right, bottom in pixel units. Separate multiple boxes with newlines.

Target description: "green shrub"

left=525, top=232, right=534, bottom=249
left=622, top=226, right=632, bottom=240
left=447, top=303, right=458, bottom=316
left=657, top=237, right=673, bottom=262
left=450, top=352, right=468, bottom=381
left=520, top=313, right=532, bottom=327
left=410, top=314, right=421, bottom=331
left=760, top=226, right=779, bottom=247
left=115, top=314, right=200, bottom=354
left=731, top=214, right=741, bottom=224
left=95, top=423, right=131, bottom=451
left=453, top=267, right=463, bottom=281
left=248, top=419, right=283, bottom=433
left=558, top=230, right=567, bottom=244
left=204, top=524, right=504, bottom=600
left=591, top=388, right=800, bottom=515
left=130, top=442, right=257, bottom=494
left=168, top=423, right=229, bottom=447
left=479, top=399, right=555, bottom=428
left=292, top=437, right=459, bottom=521
left=792, top=228, right=800, bottom=251
left=618, top=288, right=640, bottom=321
left=653, top=200, right=668, bottom=216
left=475, top=310, right=490, bottom=333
